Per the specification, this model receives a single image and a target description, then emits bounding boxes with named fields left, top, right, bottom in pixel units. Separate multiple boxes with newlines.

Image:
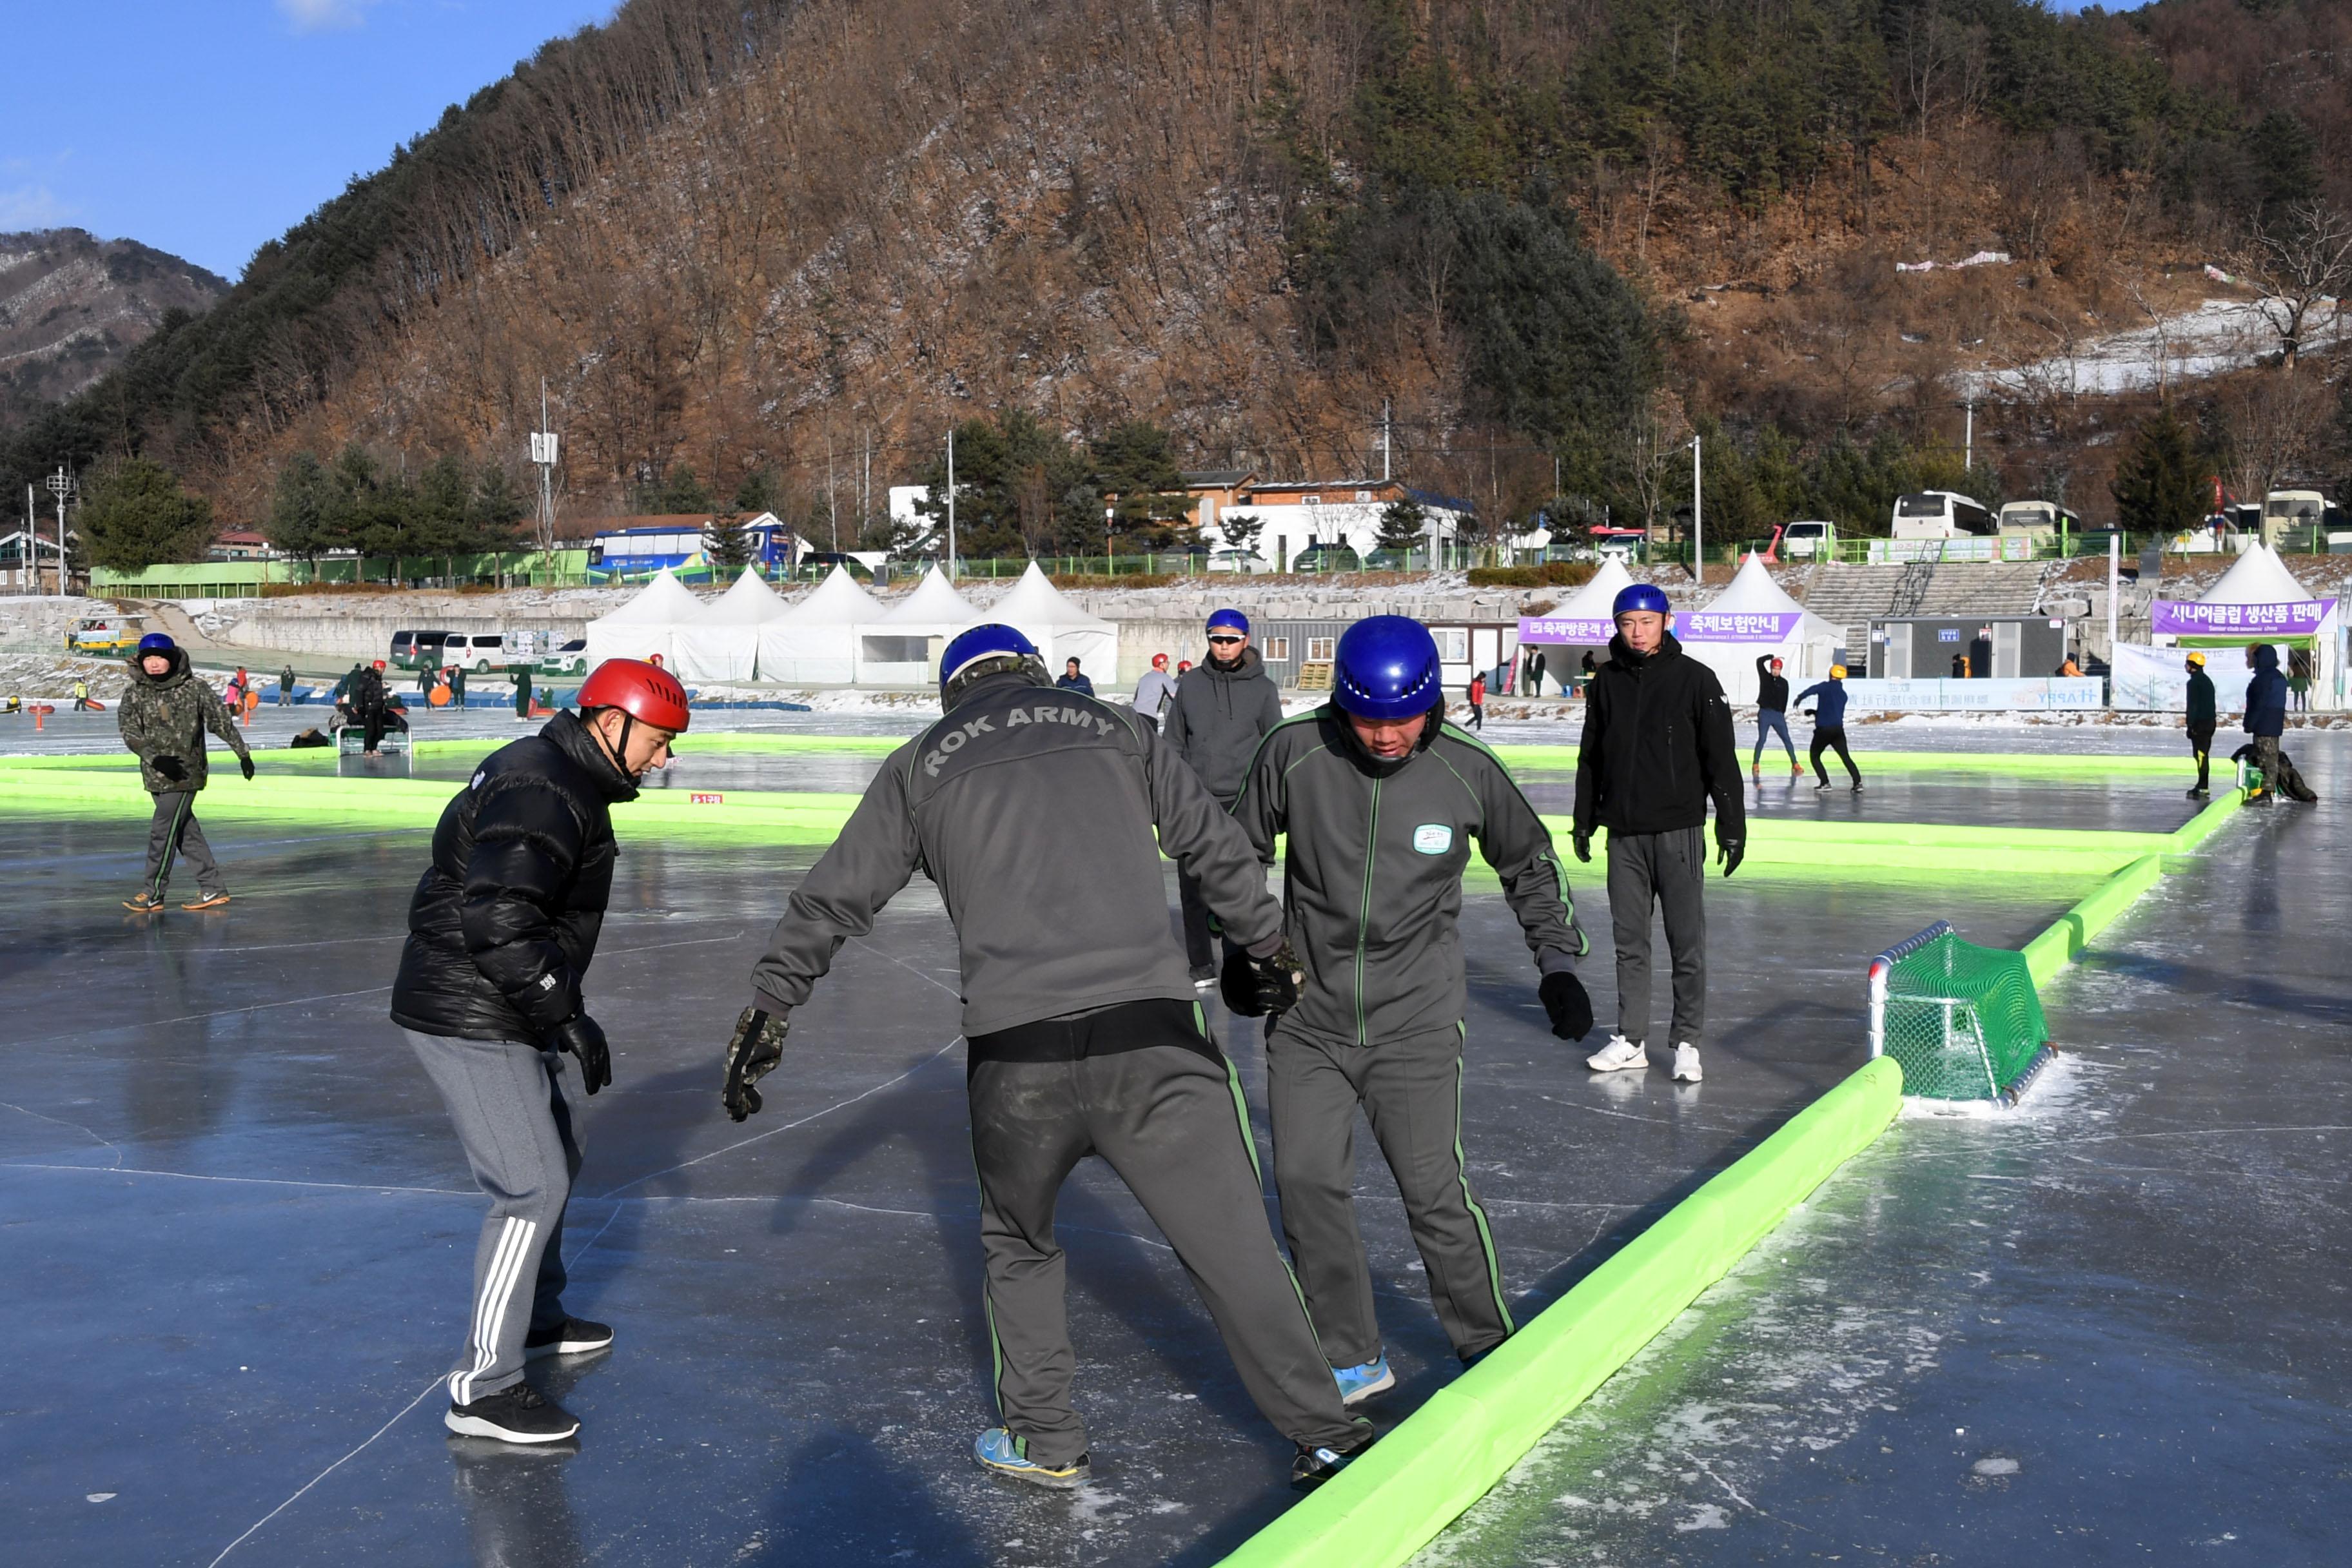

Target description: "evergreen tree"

left=266, top=451, right=333, bottom=571
left=1376, top=497, right=1429, bottom=554
left=703, top=510, right=755, bottom=572
left=77, top=456, right=214, bottom=571
left=1090, top=422, right=1186, bottom=534
left=910, top=411, right=1093, bottom=557
left=413, top=453, right=475, bottom=579
left=469, top=462, right=528, bottom=548
left=734, top=468, right=781, bottom=514
left=1219, top=511, right=1264, bottom=556
left=640, top=463, right=713, bottom=514
left=2111, top=407, right=2208, bottom=538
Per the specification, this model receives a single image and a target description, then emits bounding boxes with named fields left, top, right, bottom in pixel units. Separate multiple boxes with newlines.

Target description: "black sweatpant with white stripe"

left=405, top=1028, right=582, bottom=1404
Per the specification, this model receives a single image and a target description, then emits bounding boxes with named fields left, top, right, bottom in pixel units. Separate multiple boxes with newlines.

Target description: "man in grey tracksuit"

left=1233, top=620, right=1589, bottom=1387
left=1162, top=609, right=1285, bottom=979
left=725, top=629, right=1368, bottom=1489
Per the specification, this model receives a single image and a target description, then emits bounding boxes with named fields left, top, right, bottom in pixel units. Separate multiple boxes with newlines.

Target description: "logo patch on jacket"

left=1412, top=824, right=1453, bottom=855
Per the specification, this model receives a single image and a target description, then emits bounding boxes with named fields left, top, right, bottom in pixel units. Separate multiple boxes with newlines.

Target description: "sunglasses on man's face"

left=1207, top=634, right=1244, bottom=645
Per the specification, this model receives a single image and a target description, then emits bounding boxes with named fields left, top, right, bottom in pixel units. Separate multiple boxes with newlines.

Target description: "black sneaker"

left=444, top=1382, right=579, bottom=1444
left=1291, top=1425, right=1375, bottom=1491
left=122, top=891, right=166, bottom=912
left=1850, top=780, right=1865, bottom=792
left=523, top=1317, right=613, bottom=1359
left=2187, top=786, right=2209, bottom=799
left=1812, top=779, right=1830, bottom=790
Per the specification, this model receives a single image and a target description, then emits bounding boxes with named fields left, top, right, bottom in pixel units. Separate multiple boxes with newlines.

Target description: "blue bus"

left=585, top=514, right=799, bottom=583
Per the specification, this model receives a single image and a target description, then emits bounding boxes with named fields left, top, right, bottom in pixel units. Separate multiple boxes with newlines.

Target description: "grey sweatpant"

left=144, top=790, right=224, bottom=900
left=968, top=1014, right=1360, bottom=1468
left=1266, top=1021, right=1513, bottom=1366
left=1606, top=826, right=1708, bottom=1046
left=405, top=1028, right=581, bottom=1404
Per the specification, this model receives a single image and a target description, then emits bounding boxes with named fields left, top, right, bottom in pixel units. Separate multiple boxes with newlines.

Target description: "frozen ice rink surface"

left=1, top=722, right=2345, bottom=1565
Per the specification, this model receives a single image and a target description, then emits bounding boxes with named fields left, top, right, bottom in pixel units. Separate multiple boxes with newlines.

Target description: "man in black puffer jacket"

left=390, top=659, right=689, bottom=1446
left=1162, top=607, right=1286, bottom=981
left=1572, top=585, right=1744, bottom=1084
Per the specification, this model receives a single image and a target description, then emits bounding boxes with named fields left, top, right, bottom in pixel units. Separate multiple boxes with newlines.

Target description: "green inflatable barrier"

left=1220, top=1055, right=1904, bottom=1568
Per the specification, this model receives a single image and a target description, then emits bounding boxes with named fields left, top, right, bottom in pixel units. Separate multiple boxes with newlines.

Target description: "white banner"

left=1865, top=536, right=2037, bottom=564
left=2109, top=643, right=2244, bottom=713
left=1840, top=676, right=2106, bottom=711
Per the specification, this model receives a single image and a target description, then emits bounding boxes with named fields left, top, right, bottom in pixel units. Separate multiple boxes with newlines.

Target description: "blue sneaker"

left=973, top=1426, right=1090, bottom=1490
left=1332, top=1353, right=1395, bottom=1406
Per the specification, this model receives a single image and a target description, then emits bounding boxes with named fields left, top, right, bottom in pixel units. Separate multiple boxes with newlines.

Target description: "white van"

left=1891, top=491, right=1995, bottom=540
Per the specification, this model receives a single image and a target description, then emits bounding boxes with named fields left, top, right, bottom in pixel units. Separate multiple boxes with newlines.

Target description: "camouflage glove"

left=721, top=1006, right=790, bottom=1122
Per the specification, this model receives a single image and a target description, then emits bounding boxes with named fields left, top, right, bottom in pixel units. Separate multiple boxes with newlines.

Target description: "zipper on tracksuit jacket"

left=1355, top=777, right=1381, bottom=1046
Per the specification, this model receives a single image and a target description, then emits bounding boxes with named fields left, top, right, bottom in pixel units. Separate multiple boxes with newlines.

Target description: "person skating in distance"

left=117, top=632, right=254, bottom=913
left=1233, top=616, right=1590, bottom=1405
left=1794, top=664, right=1863, bottom=792
left=1752, top=654, right=1801, bottom=779
left=2184, top=651, right=2215, bottom=799
left=390, top=659, right=690, bottom=1445
left=1572, top=585, right=1745, bottom=1084
left=722, top=625, right=1372, bottom=1492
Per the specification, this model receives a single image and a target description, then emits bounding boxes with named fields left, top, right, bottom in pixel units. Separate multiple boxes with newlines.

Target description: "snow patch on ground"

left=1969, top=296, right=2348, bottom=398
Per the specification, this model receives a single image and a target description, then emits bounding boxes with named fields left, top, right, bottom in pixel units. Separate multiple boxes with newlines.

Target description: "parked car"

left=389, top=629, right=456, bottom=671
left=448, top=632, right=511, bottom=672
left=1290, top=543, right=1362, bottom=573
left=536, top=638, right=589, bottom=677
left=1776, top=520, right=1838, bottom=560
left=66, top=612, right=148, bottom=656
left=1208, top=548, right=1267, bottom=574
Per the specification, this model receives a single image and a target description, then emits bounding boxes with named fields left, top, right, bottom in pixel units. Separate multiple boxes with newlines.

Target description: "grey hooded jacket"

left=1235, top=709, right=1585, bottom=1050
left=1162, top=646, right=1284, bottom=801
left=749, top=670, right=1284, bottom=1037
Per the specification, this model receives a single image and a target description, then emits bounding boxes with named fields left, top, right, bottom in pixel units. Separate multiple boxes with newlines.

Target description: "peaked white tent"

left=1513, top=558, right=1635, bottom=694
left=757, top=565, right=883, bottom=686
left=672, top=567, right=790, bottom=685
left=990, top=562, right=1119, bottom=683
left=2139, top=543, right=2343, bottom=710
left=583, top=567, right=703, bottom=672
left=856, top=566, right=983, bottom=687
left=1676, top=553, right=1843, bottom=701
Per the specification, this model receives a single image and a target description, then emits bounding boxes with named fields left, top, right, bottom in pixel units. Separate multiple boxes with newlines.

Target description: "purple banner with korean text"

left=2150, top=598, right=2336, bottom=638
left=1676, top=610, right=1805, bottom=643
left=1517, top=615, right=1615, bottom=645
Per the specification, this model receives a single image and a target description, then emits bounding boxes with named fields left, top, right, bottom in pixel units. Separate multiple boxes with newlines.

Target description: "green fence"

left=95, top=551, right=593, bottom=596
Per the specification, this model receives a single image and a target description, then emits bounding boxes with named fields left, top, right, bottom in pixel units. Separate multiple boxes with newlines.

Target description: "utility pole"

left=825, top=430, right=839, bottom=553
left=2105, top=531, right=2119, bottom=703
left=1963, top=391, right=1975, bottom=474
left=529, top=380, right=560, bottom=567
left=1689, top=435, right=1703, bottom=588
left=45, top=466, right=75, bottom=597
left=1380, top=398, right=1391, bottom=482
left=946, top=426, right=957, bottom=582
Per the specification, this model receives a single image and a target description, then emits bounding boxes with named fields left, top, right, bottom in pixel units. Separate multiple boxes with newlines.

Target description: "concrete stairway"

left=1797, top=562, right=2051, bottom=649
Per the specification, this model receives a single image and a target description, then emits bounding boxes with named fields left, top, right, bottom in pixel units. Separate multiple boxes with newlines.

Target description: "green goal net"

left=1868, top=921, right=2053, bottom=1104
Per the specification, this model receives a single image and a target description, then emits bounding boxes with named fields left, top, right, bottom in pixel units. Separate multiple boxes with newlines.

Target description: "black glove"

left=1717, top=837, right=1743, bottom=878
left=550, top=1013, right=611, bottom=1095
left=1572, top=830, right=1592, bottom=864
left=721, top=1006, right=789, bottom=1122
left=1539, top=971, right=1594, bottom=1041
left=239, top=754, right=255, bottom=781
left=152, top=755, right=188, bottom=783
left=1220, top=944, right=1300, bottom=1019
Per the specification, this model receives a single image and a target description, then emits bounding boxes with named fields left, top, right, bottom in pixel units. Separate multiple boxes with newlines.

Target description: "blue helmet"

left=939, top=623, right=1044, bottom=707
left=1612, top=583, right=1670, bottom=618
left=1332, top=616, right=1442, bottom=721
left=1206, top=607, right=1250, bottom=636
left=136, top=632, right=177, bottom=656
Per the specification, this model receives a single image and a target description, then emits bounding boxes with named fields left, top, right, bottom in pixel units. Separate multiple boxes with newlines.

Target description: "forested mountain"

left=0, top=230, right=230, bottom=431
left=7, top=0, right=2348, bottom=553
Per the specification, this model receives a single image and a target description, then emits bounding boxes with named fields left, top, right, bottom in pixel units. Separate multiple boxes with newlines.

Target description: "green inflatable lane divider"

left=2020, top=855, right=2162, bottom=988
left=1219, top=1055, right=1905, bottom=1568
left=1483, top=746, right=2190, bottom=778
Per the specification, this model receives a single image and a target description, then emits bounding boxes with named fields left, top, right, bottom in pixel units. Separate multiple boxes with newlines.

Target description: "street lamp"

left=1687, top=435, right=1703, bottom=587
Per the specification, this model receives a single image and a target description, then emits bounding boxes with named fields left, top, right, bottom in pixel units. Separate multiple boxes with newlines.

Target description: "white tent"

left=990, top=562, right=1119, bottom=683
left=583, top=567, right=703, bottom=672
left=1513, top=558, right=1635, bottom=694
left=1675, top=553, right=1844, bottom=702
left=2136, top=544, right=2343, bottom=710
left=855, top=566, right=983, bottom=687
left=672, top=567, right=790, bottom=685
left=757, top=566, right=883, bottom=685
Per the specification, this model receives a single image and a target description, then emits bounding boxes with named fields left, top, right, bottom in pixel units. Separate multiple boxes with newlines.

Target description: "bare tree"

left=2244, top=201, right=2352, bottom=371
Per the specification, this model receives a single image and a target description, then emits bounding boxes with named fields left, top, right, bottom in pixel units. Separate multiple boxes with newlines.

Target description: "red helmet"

left=577, top=658, right=691, bottom=730
left=373, top=659, right=387, bottom=669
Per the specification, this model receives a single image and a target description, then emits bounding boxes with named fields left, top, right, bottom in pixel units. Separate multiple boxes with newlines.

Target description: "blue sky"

left=2, top=1, right=617, bottom=280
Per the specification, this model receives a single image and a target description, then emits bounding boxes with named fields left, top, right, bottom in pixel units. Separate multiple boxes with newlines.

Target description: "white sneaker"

left=1671, top=1043, right=1702, bottom=1083
left=1585, top=1035, right=1647, bottom=1073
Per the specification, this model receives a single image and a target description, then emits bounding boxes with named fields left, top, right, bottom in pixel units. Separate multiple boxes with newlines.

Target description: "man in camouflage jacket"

left=117, top=633, right=253, bottom=912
